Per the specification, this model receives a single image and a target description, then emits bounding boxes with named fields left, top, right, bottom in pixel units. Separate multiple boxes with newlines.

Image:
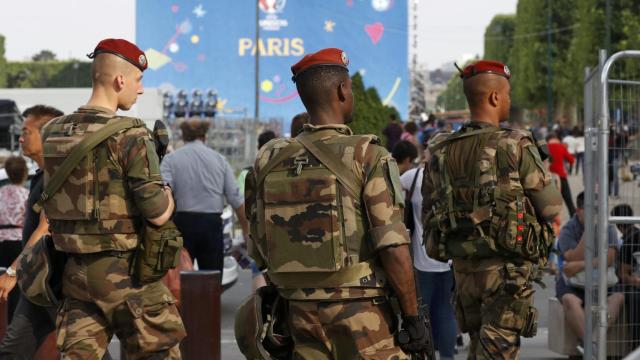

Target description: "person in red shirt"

left=547, top=132, right=576, bottom=217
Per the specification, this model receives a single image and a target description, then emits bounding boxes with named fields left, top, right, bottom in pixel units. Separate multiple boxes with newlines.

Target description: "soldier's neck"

left=86, top=88, right=118, bottom=113
left=308, top=108, right=344, bottom=126
left=469, top=110, right=499, bottom=127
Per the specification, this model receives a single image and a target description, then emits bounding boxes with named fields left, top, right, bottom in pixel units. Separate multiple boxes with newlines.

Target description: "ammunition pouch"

left=130, top=220, right=183, bottom=285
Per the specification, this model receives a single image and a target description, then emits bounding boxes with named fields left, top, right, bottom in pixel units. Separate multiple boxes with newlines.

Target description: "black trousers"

left=560, top=177, right=576, bottom=218
left=0, top=241, right=22, bottom=323
left=174, top=212, right=224, bottom=272
left=0, top=294, right=56, bottom=360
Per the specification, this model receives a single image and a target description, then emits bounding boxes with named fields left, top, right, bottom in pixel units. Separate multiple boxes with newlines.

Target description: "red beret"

left=459, top=60, right=511, bottom=80
left=87, top=38, right=148, bottom=72
left=291, top=48, right=349, bottom=82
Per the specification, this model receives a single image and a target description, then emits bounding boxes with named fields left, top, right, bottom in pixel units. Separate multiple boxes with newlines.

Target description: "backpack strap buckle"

left=293, top=156, right=308, bottom=176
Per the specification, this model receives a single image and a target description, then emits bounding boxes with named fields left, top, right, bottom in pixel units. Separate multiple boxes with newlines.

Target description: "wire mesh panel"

left=602, top=54, right=640, bottom=358
left=165, top=116, right=283, bottom=172
left=584, top=50, right=640, bottom=360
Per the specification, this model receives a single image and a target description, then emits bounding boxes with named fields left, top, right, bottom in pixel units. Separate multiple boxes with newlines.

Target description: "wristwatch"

left=5, top=266, right=16, bottom=277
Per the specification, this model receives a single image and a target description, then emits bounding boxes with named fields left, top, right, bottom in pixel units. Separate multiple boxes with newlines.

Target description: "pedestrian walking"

left=37, top=39, right=185, bottom=358
left=423, top=60, right=562, bottom=359
left=0, top=156, right=29, bottom=322
left=0, top=105, right=66, bottom=360
left=547, top=132, right=576, bottom=217
left=240, top=48, right=430, bottom=359
left=161, top=119, right=250, bottom=272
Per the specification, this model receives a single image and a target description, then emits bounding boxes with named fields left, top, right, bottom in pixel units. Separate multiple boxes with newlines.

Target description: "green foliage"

left=0, top=34, right=6, bottom=88
left=435, top=68, right=467, bottom=111
left=484, top=14, right=516, bottom=63
left=31, top=50, right=57, bottom=62
left=349, top=73, right=400, bottom=142
left=508, top=0, right=577, bottom=109
left=5, top=61, right=91, bottom=88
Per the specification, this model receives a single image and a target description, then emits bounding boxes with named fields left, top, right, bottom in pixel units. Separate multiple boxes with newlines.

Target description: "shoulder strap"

left=34, top=118, right=145, bottom=213
left=407, top=166, right=421, bottom=200
left=430, top=127, right=500, bottom=153
left=296, top=133, right=362, bottom=200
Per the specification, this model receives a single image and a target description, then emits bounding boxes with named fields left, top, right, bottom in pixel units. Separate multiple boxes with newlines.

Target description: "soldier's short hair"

left=22, top=105, right=64, bottom=129
left=180, top=120, right=210, bottom=142
left=296, top=66, right=349, bottom=112
left=4, top=156, right=27, bottom=185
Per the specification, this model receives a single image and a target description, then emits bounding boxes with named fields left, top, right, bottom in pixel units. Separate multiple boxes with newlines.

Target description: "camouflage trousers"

left=288, top=297, right=409, bottom=360
left=56, top=252, right=186, bottom=360
left=453, top=260, right=538, bottom=360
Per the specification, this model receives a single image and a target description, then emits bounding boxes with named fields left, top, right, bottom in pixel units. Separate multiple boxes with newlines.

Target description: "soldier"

left=40, top=39, right=185, bottom=359
left=243, top=48, right=430, bottom=359
left=422, top=60, right=563, bottom=359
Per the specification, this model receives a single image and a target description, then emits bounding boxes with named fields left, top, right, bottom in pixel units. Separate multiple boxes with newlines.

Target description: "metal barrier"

left=584, top=49, right=640, bottom=359
left=167, top=117, right=284, bottom=172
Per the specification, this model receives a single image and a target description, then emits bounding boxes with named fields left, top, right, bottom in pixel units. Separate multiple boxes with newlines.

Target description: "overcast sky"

left=0, top=0, right=517, bottom=70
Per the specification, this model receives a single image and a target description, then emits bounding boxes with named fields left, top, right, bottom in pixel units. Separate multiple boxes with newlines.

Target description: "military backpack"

left=425, top=126, right=554, bottom=264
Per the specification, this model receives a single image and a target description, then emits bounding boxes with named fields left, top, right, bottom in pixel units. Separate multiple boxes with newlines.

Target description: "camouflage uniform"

left=422, top=121, right=562, bottom=360
left=42, top=105, right=186, bottom=359
left=245, top=124, right=410, bottom=359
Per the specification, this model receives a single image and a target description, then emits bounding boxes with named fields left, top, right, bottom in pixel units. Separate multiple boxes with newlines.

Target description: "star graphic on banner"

left=193, top=4, right=206, bottom=18
left=324, top=20, right=336, bottom=32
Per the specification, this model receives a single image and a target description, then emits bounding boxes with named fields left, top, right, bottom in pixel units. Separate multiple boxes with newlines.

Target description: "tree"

left=508, top=0, right=577, bottom=112
left=484, top=14, right=516, bottom=63
left=435, top=66, right=469, bottom=112
left=0, top=34, right=6, bottom=87
left=32, top=50, right=57, bottom=62
left=349, top=73, right=400, bottom=143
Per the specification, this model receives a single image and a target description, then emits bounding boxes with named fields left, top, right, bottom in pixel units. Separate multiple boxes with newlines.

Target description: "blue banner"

left=137, top=0, right=408, bottom=123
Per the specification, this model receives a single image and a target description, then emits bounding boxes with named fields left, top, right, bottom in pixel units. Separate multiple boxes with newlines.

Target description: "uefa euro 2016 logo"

left=259, top=0, right=286, bottom=14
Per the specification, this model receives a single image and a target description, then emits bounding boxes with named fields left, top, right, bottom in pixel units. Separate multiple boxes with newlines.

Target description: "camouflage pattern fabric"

left=57, top=253, right=185, bottom=359
left=453, top=260, right=536, bottom=360
left=245, top=124, right=410, bottom=301
left=288, top=298, right=409, bottom=359
left=423, top=122, right=562, bottom=263
left=422, top=121, right=561, bottom=359
left=42, top=105, right=168, bottom=254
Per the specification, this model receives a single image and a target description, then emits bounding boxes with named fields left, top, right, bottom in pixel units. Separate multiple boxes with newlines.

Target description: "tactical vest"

left=252, top=131, right=387, bottom=298
left=42, top=113, right=145, bottom=253
left=426, top=126, right=550, bottom=263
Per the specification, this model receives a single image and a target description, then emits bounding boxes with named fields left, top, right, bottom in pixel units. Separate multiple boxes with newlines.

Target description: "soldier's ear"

left=114, top=74, right=125, bottom=92
left=338, top=81, right=347, bottom=102
left=489, top=90, right=499, bottom=108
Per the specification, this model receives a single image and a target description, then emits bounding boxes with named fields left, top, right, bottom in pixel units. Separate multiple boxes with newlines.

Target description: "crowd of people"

left=0, top=39, right=639, bottom=360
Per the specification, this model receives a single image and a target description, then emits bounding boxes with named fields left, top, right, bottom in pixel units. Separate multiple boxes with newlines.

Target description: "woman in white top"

left=572, top=127, right=585, bottom=175
left=399, top=164, right=457, bottom=360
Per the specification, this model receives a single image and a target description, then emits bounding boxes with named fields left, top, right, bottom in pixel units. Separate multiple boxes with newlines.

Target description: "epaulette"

left=427, top=131, right=453, bottom=151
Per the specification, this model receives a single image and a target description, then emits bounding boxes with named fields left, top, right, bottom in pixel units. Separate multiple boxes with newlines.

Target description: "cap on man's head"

left=458, top=60, right=511, bottom=80
left=87, top=38, right=148, bottom=72
left=291, top=48, right=349, bottom=82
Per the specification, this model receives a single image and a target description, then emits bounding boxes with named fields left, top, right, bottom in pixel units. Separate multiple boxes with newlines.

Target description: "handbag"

left=568, top=266, right=618, bottom=288
left=404, top=167, right=422, bottom=237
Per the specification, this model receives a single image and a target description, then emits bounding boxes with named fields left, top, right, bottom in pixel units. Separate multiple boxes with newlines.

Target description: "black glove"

left=398, top=315, right=431, bottom=354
